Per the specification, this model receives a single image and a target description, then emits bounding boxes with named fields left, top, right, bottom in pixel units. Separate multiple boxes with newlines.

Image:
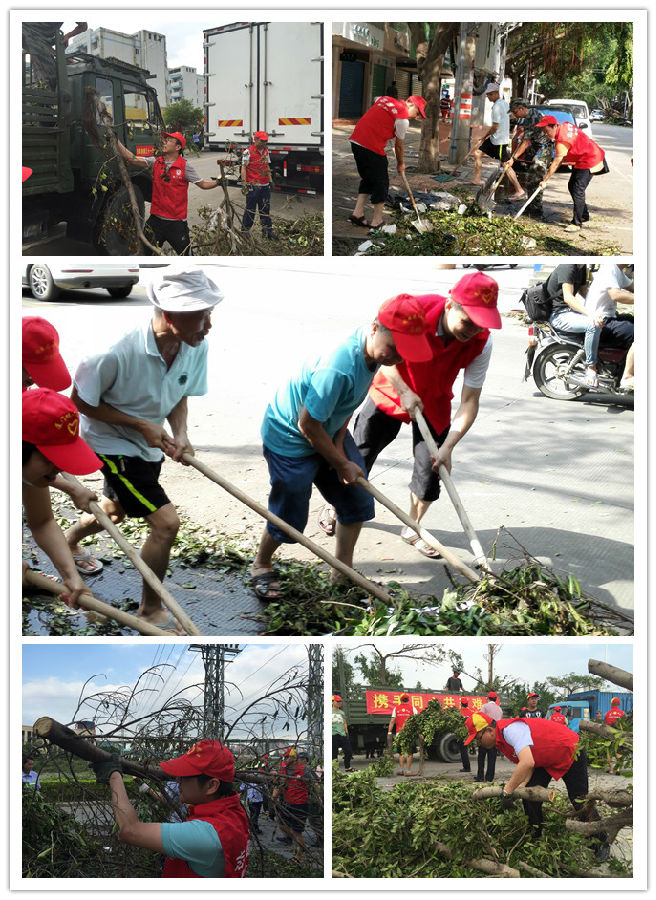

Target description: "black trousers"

left=145, top=214, right=192, bottom=255
left=522, top=748, right=589, bottom=831
left=332, top=734, right=353, bottom=769
left=353, top=397, right=450, bottom=502
left=477, top=746, right=496, bottom=781
left=351, top=143, right=389, bottom=205
left=458, top=740, right=470, bottom=771
left=249, top=800, right=263, bottom=829
left=567, top=169, right=593, bottom=226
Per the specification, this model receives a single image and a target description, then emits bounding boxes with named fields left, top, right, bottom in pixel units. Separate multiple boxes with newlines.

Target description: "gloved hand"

left=241, top=182, right=252, bottom=195
left=91, top=754, right=123, bottom=784
left=500, top=786, right=517, bottom=810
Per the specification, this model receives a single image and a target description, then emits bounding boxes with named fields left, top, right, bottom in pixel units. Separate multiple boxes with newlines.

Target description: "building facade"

left=168, top=65, right=204, bottom=109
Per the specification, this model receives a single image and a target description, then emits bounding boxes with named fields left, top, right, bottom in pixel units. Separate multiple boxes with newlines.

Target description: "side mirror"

left=579, top=122, right=588, bottom=129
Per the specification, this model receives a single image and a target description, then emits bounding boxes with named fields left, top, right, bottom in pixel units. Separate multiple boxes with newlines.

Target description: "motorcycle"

left=524, top=321, right=630, bottom=400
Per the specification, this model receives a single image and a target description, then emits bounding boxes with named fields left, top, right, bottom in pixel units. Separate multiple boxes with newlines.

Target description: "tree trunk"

left=588, top=659, right=633, bottom=691
left=434, top=841, right=520, bottom=877
left=472, top=784, right=555, bottom=803
left=579, top=720, right=631, bottom=742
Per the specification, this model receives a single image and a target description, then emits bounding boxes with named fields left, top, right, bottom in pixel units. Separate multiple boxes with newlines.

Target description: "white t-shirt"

left=435, top=318, right=493, bottom=389
left=501, top=721, right=533, bottom=755
left=585, top=264, right=633, bottom=319
left=490, top=98, right=510, bottom=146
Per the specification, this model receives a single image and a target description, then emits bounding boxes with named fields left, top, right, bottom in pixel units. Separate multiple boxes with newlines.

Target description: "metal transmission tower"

left=189, top=644, right=241, bottom=740
left=307, top=644, right=324, bottom=756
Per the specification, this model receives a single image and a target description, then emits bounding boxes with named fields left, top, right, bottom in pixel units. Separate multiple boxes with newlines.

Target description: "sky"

left=335, top=640, right=633, bottom=696
left=23, top=642, right=312, bottom=740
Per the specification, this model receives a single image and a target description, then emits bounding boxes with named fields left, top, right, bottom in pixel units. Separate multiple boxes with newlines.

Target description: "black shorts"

left=353, top=397, right=450, bottom=503
left=145, top=215, right=192, bottom=256
left=99, top=454, right=171, bottom=518
left=280, top=801, right=308, bottom=833
left=351, top=142, right=389, bottom=205
left=479, top=138, right=511, bottom=163
left=601, top=314, right=634, bottom=349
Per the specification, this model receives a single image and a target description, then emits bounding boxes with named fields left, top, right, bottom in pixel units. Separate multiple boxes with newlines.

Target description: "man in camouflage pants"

left=503, top=99, right=553, bottom=218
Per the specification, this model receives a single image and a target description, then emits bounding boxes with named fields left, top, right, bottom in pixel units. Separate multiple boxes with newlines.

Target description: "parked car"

left=22, top=262, right=140, bottom=301
left=545, top=98, right=592, bottom=135
left=511, top=105, right=580, bottom=173
left=590, top=108, right=605, bottom=121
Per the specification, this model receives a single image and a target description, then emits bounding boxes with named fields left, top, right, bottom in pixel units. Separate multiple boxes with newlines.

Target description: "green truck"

left=339, top=686, right=489, bottom=763
left=22, top=22, right=165, bottom=253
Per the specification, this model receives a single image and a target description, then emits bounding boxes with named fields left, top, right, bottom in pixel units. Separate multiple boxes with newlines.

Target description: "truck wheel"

left=93, top=186, right=145, bottom=256
left=436, top=733, right=461, bottom=763
left=28, top=265, right=59, bottom=301
left=106, top=285, right=134, bottom=299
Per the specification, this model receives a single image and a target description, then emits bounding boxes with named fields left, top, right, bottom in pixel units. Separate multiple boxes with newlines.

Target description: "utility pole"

left=307, top=644, right=324, bottom=758
left=448, top=23, right=476, bottom=165
left=189, top=644, right=241, bottom=741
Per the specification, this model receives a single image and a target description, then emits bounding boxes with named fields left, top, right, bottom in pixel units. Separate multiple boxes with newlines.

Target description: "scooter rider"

left=545, top=264, right=602, bottom=387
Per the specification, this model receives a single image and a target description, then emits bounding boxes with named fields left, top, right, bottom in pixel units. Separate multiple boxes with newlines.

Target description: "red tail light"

left=528, top=325, right=537, bottom=347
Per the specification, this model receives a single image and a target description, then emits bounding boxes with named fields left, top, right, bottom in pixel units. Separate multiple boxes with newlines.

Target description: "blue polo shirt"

left=22, top=770, right=40, bottom=788
left=160, top=819, right=225, bottom=877
left=261, top=327, right=378, bottom=458
left=74, top=319, right=208, bottom=461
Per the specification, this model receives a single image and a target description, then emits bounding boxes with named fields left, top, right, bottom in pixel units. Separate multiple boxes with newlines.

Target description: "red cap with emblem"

left=536, top=115, right=559, bottom=128
left=464, top=712, right=494, bottom=745
left=22, top=388, right=101, bottom=475
left=377, top=294, right=433, bottom=362
left=160, top=739, right=235, bottom=781
left=22, top=317, right=71, bottom=391
left=162, top=131, right=186, bottom=149
left=450, top=272, right=501, bottom=330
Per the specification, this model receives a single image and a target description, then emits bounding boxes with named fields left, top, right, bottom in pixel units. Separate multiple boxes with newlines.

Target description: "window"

left=95, top=76, right=113, bottom=121
left=123, top=84, right=155, bottom=126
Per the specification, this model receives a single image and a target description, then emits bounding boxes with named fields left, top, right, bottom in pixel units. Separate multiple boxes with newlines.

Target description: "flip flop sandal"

left=73, top=549, right=104, bottom=576
left=401, top=531, right=442, bottom=559
left=396, top=770, right=405, bottom=776
left=348, top=215, right=371, bottom=227
left=251, top=570, right=282, bottom=601
left=585, top=371, right=599, bottom=387
left=318, top=504, right=337, bottom=536
left=509, top=192, right=528, bottom=201
left=137, top=610, right=186, bottom=636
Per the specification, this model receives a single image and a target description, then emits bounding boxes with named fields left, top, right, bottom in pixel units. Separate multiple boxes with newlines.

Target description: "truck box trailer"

left=547, top=690, right=632, bottom=732
left=203, top=21, right=323, bottom=193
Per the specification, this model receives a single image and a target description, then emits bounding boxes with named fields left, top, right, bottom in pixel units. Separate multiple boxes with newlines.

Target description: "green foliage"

left=162, top=98, right=203, bottom=144
left=579, top=713, right=633, bottom=776
left=368, top=754, right=396, bottom=776
left=352, top=652, right=404, bottom=689
left=394, top=700, right=466, bottom=756
left=332, top=768, right=625, bottom=877
left=546, top=673, right=606, bottom=696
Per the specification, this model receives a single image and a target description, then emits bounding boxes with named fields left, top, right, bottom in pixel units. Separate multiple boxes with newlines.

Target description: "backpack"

left=520, top=282, right=551, bottom=323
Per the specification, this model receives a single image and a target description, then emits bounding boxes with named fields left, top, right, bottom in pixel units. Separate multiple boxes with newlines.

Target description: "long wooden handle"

left=450, top=137, right=485, bottom=174
left=62, top=475, right=201, bottom=636
left=414, top=410, right=488, bottom=567
left=22, top=568, right=169, bottom=637
left=400, top=171, right=419, bottom=215
left=182, top=454, right=394, bottom=605
left=513, top=185, right=542, bottom=220
left=354, top=477, right=479, bottom=583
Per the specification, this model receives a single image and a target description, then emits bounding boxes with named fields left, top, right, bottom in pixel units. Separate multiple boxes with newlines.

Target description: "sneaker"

left=595, top=842, right=611, bottom=863
left=473, top=777, right=484, bottom=782
left=564, top=224, right=581, bottom=233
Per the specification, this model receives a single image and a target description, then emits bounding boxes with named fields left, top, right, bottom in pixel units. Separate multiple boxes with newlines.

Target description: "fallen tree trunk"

left=588, top=659, right=633, bottom=691
left=434, top=841, right=520, bottom=878
left=518, top=861, right=549, bottom=877
left=586, top=790, right=633, bottom=808
left=472, top=784, right=555, bottom=803
left=579, top=719, right=631, bottom=742
left=565, top=808, right=633, bottom=844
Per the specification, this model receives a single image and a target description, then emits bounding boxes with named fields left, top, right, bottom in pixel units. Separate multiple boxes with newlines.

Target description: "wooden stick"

left=23, top=568, right=169, bottom=636
left=472, top=784, right=556, bottom=803
left=182, top=454, right=394, bottom=605
left=355, top=477, right=480, bottom=584
left=62, top=476, right=201, bottom=636
left=414, top=409, right=488, bottom=567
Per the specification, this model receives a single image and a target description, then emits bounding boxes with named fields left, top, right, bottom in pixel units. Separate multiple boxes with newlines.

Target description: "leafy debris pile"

left=395, top=701, right=466, bottom=757
left=191, top=205, right=323, bottom=256
left=579, top=713, right=633, bottom=777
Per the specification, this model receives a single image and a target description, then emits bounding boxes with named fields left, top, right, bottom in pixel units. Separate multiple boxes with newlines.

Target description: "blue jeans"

left=242, top=184, right=272, bottom=235
left=550, top=309, right=601, bottom=367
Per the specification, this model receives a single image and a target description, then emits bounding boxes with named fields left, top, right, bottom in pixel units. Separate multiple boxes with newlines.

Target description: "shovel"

left=513, top=185, right=543, bottom=220
left=22, top=564, right=170, bottom=636
left=414, top=410, right=488, bottom=567
left=449, top=137, right=485, bottom=176
left=475, top=165, right=506, bottom=210
left=400, top=171, right=432, bottom=233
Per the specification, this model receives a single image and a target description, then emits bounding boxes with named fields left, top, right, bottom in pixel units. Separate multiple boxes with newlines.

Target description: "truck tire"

left=436, top=733, right=461, bottom=763
left=93, top=185, right=145, bottom=256
left=28, top=265, right=59, bottom=301
left=106, top=285, right=134, bottom=299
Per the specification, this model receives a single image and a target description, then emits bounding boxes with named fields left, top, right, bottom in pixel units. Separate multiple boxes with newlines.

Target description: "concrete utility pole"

left=307, top=644, right=324, bottom=757
left=448, top=23, right=477, bottom=165
left=190, top=644, right=241, bottom=741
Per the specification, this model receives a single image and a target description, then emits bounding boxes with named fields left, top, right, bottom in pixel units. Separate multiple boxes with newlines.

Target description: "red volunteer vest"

left=554, top=123, right=605, bottom=170
left=604, top=707, right=625, bottom=727
left=244, top=144, right=270, bottom=184
left=369, top=295, right=489, bottom=433
left=163, top=793, right=250, bottom=879
left=284, top=763, right=309, bottom=804
left=495, top=717, right=579, bottom=781
left=151, top=155, right=189, bottom=220
left=550, top=713, right=567, bottom=726
left=350, top=97, right=410, bottom=156
left=393, top=702, right=415, bottom=732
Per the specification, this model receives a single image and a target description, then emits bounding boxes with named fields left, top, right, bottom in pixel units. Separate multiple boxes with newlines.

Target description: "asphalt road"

left=21, top=150, right=323, bottom=256
left=21, top=262, right=635, bottom=628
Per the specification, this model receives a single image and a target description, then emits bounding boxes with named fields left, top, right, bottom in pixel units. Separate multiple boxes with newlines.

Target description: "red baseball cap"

left=460, top=698, right=469, bottom=706
left=407, top=95, right=427, bottom=118
left=22, top=167, right=33, bottom=182
left=377, top=294, right=432, bottom=362
left=527, top=692, right=539, bottom=699
left=400, top=694, right=410, bottom=702
left=22, top=389, right=101, bottom=475
left=162, top=131, right=186, bottom=149
left=332, top=694, right=342, bottom=702
left=464, top=712, right=493, bottom=745
left=450, top=272, right=501, bottom=330
left=611, top=697, right=620, bottom=706
left=536, top=115, right=559, bottom=128
left=253, top=131, right=269, bottom=141
left=23, top=317, right=71, bottom=391
left=160, top=739, right=235, bottom=781
left=487, top=691, right=498, bottom=699
left=553, top=706, right=561, bottom=712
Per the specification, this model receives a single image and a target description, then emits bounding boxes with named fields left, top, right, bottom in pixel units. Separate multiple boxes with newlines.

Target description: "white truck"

left=203, top=21, right=324, bottom=194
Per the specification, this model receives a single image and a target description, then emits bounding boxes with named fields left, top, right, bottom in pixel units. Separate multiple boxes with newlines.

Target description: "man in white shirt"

left=468, top=83, right=526, bottom=200
left=585, top=263, right=634, bottom=390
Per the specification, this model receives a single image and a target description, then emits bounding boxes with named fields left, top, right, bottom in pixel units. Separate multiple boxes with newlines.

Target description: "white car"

left=544, top=98, right=592, bottom=136
left=22, top=262, right=140, bottom=301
